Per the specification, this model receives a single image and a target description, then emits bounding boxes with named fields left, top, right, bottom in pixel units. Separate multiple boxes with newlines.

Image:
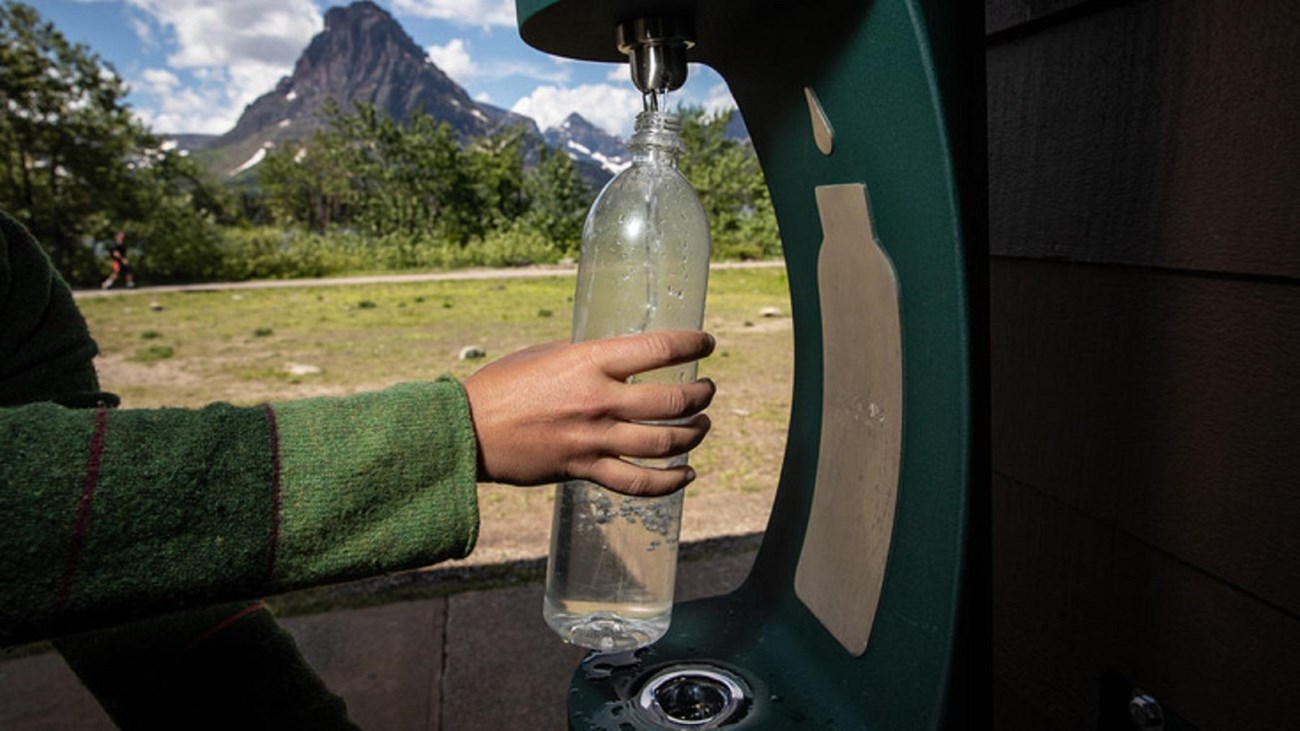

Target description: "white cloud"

left=128, top=16, right=156, bottom=48
left=700, top=83, right=738, bottom=115
left=427, top=38, right=477, bottom=80
left=474, top=91, right=492, bottom=103
left=123, top=0, right=322, bottom=132
left=511, top=84, right=641, bottom=136
left=606, top=65, right=629, bottom=83
left=133, top=83, right=230, bottom=134
left=426, top=37, right=570, bottom=86
left=128, top=0, right=321, bottom=67
left=599, top=62, right=734, bottom=115
left=390, top=0, right=515, bottom=27
left=127, top=66, right=226, bottom=134
left=139, top=68, right=181, bottom=91
left=485, top=59, right=569, bottom=84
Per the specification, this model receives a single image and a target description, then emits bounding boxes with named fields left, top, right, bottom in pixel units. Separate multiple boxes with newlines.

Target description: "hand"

left=462, top=330, right=716, bottom=497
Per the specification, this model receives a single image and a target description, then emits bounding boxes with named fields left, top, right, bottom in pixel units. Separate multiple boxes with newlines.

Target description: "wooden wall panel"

left=990, top=257, right=1300, bottom=613
left=985, top=0, right=1093, bottom=35
left=985, top=0, right=1300, bottom=727
left=993, top=475, right=1300, bottom=729
left=992, top=475, right=1116, bottom=728
left=987, top=0, right=1300, bottom=279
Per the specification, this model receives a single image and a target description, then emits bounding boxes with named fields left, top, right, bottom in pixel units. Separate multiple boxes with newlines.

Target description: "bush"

left=219, top=227, right=329, bottom=280
left=437, top=225, right=560, bottom=268
left=203, top=221, right=592, bottom=283
left=130, top=200, right=225, bottom=283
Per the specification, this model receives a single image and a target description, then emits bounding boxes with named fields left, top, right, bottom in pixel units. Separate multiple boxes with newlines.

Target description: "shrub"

left=438, top=225, right=559, bottom=268
left=219, top=227, right=328, bottom=280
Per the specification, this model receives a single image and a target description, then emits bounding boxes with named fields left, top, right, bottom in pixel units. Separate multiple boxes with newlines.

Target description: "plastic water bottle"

left=543, top=110, right=711, bottom=651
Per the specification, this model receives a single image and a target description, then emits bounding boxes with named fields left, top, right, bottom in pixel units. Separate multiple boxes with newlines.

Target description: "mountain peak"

left=202, top=2, right=626, bottom=186
left=544, top=113, right=628, bottom=176
left=319, top=1, right=425, bottom=62
left=324, top=0, right=385, bottom=25
left=324, top=1, right=383, bottom=24
left=217, top=0, right=489, bottom=160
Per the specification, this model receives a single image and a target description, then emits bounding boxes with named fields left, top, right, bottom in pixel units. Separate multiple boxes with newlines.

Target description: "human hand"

left=462, top=330, right=716, bottom=497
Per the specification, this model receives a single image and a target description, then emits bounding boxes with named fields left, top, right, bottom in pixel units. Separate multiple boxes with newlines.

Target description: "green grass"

left=129, top=344, right=174, bottom=362
left=78, top=267, right=794, bottom=497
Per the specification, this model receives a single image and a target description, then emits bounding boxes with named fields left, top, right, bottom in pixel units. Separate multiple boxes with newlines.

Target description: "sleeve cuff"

left=268, top=377, right=480, bottom=590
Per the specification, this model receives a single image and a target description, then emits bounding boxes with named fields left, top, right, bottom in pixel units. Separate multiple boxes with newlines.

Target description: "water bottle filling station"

left=519, top=0, right=982, bottom=727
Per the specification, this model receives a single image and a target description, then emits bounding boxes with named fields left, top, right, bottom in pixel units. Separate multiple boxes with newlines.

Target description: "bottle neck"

left=628, top=111, right=683, bottom=166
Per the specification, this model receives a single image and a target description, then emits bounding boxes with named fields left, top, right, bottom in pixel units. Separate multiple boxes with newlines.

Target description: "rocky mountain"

left=163, top=133, right=220, bottom=153
left=173, top=1, right=756, bottom=187
left=544, top=113, right=630, bottom=177
left=194, top=1, right=548, bottom=179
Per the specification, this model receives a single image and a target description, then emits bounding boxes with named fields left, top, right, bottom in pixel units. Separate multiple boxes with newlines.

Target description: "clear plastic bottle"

left=543, top=110, right=711, bottom=651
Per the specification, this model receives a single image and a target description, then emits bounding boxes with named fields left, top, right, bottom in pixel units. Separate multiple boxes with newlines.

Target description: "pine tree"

left=0, top=1, right=223, bottom=284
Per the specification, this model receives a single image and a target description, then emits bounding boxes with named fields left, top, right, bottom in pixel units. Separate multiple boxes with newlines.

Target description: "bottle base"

left=545, top=609, right=669, bottom=652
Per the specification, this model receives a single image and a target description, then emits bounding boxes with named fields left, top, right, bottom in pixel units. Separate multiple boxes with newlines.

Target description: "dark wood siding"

left=985, top=0, right=1299, bottom=726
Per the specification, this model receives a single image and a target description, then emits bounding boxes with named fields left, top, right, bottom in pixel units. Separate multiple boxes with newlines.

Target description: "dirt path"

left=73, top=260, right=784, bottom=299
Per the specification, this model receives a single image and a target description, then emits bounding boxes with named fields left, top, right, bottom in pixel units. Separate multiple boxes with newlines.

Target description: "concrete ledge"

left=0, top=541, right=758, bottom=730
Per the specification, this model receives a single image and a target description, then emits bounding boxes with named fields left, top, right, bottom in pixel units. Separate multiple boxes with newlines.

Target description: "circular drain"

left=636, top=665, right=750, bottom=729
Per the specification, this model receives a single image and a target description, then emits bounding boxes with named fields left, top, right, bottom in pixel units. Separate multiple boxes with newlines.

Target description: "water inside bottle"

left=543, top=477, right=684, bottom=651
left=544, top=110, right=710, bottom=651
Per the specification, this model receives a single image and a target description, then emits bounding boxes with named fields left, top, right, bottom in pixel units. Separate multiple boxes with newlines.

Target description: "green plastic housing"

left=517, top=1, right=988, bottom=727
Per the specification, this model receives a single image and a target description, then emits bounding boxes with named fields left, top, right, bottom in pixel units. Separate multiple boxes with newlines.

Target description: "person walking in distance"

left=101, top=230, right=135, bottom=289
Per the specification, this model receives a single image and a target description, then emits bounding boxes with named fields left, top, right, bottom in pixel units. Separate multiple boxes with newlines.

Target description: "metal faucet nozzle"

left=617, top=16, right=695, bottom=106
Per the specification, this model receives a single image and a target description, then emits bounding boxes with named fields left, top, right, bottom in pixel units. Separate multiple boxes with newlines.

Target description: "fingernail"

left=685, top=467, right=697, bottom=483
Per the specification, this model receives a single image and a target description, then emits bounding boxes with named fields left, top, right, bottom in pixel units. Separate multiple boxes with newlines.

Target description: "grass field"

left=78, top=266, right=794, bottom=566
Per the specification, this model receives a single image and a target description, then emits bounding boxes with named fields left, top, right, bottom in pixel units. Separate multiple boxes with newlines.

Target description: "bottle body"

left=544, top=111, right=710, bottom=651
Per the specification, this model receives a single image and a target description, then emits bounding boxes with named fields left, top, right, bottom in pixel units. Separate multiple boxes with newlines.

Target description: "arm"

left=2, top=334, right=716, bottom=647
left=0, top=380, right=479, bottom=646
left=2, top=211, right=715, bottom=645
left=3, top=211, right=715, bottom=731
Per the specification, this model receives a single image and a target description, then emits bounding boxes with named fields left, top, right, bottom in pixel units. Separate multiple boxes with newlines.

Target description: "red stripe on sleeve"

left=57, top=407, right=110, bottom=607
left=263, top=404, right=282, bottom=579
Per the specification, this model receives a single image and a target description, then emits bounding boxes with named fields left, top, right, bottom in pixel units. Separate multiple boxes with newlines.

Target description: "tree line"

left=0, top=1, right=779, bottom=288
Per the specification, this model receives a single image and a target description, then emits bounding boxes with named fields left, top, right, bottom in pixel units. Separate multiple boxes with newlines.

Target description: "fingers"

left=583, top=457, right=697, bottom=497
left=602, top=414, right=711, bottom=459
left=463, top=330, right=717, bottom=494
left=592, top=331, right=716, bottom=381
left=613, top=378, right=716, bottom=421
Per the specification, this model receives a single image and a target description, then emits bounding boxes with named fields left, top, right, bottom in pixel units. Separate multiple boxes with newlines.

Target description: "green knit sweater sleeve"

left=271, top=380, right=481, bottom=588
left=0, top=382, right=480, bottom=646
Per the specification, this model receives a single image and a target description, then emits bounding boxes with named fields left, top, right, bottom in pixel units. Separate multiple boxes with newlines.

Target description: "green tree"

left=125, top=150, right=225, bottom=281
left=469, top=123, right=529, bottom=229
left=262, top=101, right=493, bottom=253
left=676, top=106, right=779, bottom=259
left=254, top=101, right=594, bottom=264
left=523, top=145, right=590, bottom=255
left=399, top=109, right=483, bottom=245
left=260, top=107, right=356, bottom=232
left=0, top=1, right=222, bottom=284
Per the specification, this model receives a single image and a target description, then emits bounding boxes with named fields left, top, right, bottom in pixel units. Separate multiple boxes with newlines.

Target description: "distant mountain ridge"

left=544, top=113, right=630, bottom=176
left=186, top=0, right=629, bottom=185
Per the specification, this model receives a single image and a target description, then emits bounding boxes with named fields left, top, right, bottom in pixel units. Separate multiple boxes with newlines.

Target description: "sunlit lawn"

left=78, top=267, right=795, bottom=536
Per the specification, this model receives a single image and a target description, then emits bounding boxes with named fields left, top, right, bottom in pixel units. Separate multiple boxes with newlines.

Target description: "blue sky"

left=32, top=0, right=736, bottom=138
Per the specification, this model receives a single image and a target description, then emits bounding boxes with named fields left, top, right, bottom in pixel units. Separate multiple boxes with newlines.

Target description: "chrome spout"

left=617, top=16, right=695, bottom=110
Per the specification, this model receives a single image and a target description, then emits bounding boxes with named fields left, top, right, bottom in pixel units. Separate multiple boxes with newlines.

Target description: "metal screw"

left=1128, top=691, right=1164, bottom=730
